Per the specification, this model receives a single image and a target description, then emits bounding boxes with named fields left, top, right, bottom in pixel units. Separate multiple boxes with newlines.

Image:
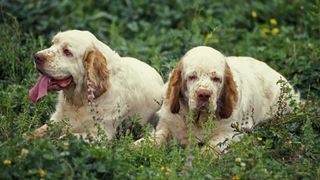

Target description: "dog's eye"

left=63, top=48, right=73, bottom=57
left=212, top=77, right=221, bottom=83
left=188, top=75, right=197, bottom=81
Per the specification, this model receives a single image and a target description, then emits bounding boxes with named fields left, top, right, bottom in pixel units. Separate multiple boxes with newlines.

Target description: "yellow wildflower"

left=257, top=136, right=263, bottom=141
left=3, top=159, right=11, bottom=165
left=261, top=28, right=270, bottom=35
left=160, top=166, right=171, bottom=173
left=270, top=18, right=277, bottom=25
left=205, top=33, right=213, bottom=40
left=160, top=166, right=166, bottom=171
left=271, top=27, right=280, bottom=35
left=213, top=38, right=220, bottom=44
left=39, top=168, right=46, bottom=177
left=251, top=10, right=257, bottom=18
left=232, top=175, right=240, bottom=180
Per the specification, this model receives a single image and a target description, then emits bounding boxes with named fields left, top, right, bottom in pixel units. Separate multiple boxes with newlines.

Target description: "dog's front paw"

left=25, top=124, right=49, bottom=141
left=133, top=138, right=146, bottom=147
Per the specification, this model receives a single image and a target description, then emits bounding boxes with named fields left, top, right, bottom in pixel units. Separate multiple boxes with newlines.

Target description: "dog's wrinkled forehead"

left=182, top=46, right=226, bottom=76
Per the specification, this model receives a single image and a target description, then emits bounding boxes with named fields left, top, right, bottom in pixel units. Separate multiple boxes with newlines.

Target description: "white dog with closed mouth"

left=136, top=46, right=299, bottom=155
left=28, top=30, right=164, bottom=140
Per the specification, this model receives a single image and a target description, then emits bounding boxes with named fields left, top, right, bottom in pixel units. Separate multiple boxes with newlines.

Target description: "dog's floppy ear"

left=84, top=47, right=109, bottom=99
left=217, top=63, right=238, bottom=119
left=167, top=60, right=182, bottom=113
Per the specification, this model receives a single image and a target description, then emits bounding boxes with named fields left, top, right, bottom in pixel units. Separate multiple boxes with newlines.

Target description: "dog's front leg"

left=25, top=124, right=49, bottom=140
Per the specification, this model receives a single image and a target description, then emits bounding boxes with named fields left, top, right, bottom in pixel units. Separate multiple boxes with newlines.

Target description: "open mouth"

left=48, top=76, right=73, bottom=90
left=28, top=73, right=73, bottom=103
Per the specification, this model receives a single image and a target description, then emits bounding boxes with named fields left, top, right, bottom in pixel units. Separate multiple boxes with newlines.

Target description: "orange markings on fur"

left=217, top=63, right=238, bottom=119
left=167, top=60, right=182, bottom=113
left=84, top=48, right=110, bottom=98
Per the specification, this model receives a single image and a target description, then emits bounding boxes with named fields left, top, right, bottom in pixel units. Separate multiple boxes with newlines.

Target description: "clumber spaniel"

left=137, top=46, right=299, bottom=155
left=28, top=30, right=164, bottom=140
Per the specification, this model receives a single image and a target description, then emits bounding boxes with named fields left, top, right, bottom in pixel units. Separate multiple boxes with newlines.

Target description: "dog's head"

left=29, top=30, right=109, bottom=104
left=167, top=46, right=238, bottom=119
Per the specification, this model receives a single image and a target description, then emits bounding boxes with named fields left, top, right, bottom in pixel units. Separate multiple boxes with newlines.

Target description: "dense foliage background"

left=0, top=0, right=319, bottom=179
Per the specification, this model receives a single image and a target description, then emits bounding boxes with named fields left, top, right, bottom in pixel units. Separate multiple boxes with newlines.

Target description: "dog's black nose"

left=34, top=53, right=45, bottom=64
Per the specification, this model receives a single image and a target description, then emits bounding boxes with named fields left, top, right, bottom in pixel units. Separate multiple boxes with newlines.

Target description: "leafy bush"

left=0, top=0, right=319, bottom=179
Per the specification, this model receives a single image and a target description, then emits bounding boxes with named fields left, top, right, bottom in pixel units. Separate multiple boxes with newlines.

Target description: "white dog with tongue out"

left=28, top=30, right=164, bottom=140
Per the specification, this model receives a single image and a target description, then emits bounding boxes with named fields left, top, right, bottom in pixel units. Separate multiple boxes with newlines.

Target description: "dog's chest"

left=60, top=105, right=99, bottom=133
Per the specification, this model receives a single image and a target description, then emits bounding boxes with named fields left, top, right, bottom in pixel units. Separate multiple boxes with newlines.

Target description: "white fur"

left=138, top=46, right=299, bottom=154
left=32, top=30, right=164, bottom=139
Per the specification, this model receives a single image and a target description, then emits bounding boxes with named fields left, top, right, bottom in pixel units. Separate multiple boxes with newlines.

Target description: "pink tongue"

left=28, top=74, right=50, bottom=103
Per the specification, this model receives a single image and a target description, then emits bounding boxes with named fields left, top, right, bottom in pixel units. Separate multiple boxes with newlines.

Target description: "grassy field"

left=0, top=0, right=319, bottom=179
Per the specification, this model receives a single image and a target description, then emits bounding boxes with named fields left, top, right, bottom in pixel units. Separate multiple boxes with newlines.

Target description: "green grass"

left=0, top=0, right=319, bottom=179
